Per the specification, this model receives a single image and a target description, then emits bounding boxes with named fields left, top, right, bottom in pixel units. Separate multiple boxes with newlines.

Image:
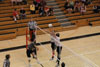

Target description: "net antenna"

left=26, top=27, right=28, bottom=49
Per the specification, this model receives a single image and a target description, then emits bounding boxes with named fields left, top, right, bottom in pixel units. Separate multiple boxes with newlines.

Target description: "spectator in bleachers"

left=69, top=0, right=74, bottom=10
left=20, top=7, right=26, bottom=19
left=17, top=0, right=22, bottom=5
left=74, top=0, right=80, bottom=12
left=36, top=0, right=41, bottom=7
left=64, top=0, right=69, bottom=10
left=97, top=5, right=100, bottom=11
left=40, top=0, right=47, bottom=8
left=86, top=0, right=92, bottom=5
left=48, top=7, right=54, bottom=16
left=22, top=0, right=27, bottom=5
left=80, top=3, right=86, bottom=15
left=93, top=5, right=100, bottom=13
left=81, top=0, right=86, bottom=4
left=33, top=0, right=39, bottom=10
left=11, top=0, right=17, bottom=6
left=30, top=3, right=36, bottom=14
left=64, top=1, right=70, bottom=13
left=64, top=0, right=73, bottom=13
left=13, top=9, right=19, bottom=22
left=44, top=6, right=50, bottom=16
left=39, top=6, right=45, bottom=16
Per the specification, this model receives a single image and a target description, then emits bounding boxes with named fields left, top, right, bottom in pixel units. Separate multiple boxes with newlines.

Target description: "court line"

left=81, top=49, right=100, bottom=55
left=24, top=48, right=100, bottom=66
left=62, top=45, right=99, bottom=67
left=0, top=32, right=100, bottom=52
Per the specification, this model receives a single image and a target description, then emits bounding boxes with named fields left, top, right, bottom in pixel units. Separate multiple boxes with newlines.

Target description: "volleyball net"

left=25, top=26, right=98, bottom=67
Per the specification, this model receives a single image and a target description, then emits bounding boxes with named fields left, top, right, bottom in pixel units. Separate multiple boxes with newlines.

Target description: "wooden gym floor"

left=0, top=26, right=100, bottom=67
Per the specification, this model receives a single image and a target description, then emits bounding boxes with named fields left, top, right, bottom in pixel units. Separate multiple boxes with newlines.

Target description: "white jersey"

left=52, top=36, right=62, bottom=47
left=28, top=21, right=37, bottom=30
left=51, top=36, right=54, bottom=42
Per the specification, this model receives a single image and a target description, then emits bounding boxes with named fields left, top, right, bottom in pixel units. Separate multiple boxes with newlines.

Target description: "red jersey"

left=36, top=0, right=40, bottom=3
left=13, top=11, right=18, bottom=16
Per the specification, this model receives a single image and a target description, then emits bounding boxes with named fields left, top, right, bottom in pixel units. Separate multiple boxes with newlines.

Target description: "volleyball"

left=48, top=24, right=53, bottom=27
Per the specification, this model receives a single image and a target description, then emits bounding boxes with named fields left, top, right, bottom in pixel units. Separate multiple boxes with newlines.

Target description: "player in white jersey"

left=50, top=32, right=57, bottom=60
left=47, top=30, right=62, bottom=67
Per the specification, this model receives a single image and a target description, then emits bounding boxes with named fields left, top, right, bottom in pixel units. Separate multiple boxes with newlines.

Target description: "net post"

left=26, top=27, right=28, bottom=49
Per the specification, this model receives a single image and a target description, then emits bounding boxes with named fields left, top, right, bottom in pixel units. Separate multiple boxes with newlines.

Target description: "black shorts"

left=29, top=29, right=36, bottom=42
left=56, top=46, right=62, bottom=55
left=26, top=49, right=37, bottom=58
left=51, top=42, right=56, bottom=50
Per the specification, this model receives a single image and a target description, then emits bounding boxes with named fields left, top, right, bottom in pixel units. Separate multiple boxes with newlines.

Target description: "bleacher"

left=55, top=0, right=100, bottom=26
left=0, top=0, right=100, bottom=40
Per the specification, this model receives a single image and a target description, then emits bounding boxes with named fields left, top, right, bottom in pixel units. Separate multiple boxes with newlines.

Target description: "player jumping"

left=47, top=30, right=62, bottom=67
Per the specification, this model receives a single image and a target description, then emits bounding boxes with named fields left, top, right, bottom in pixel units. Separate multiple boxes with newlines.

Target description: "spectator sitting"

left=86, top=0, right=92, bottom=5
left=40, top=0, right=47, bottom=8
left=64, top=0, right=73, bottom=13
left=11, top=0, right=17, bottom=6
left=39, top=6, right=45, bottom=16
left=20, top=7, right=26, bottom=19
left=48, top=7, right=53, bottom=16
left=17, top=0, right=22, bottom=5
left=80, top=3, right=86, bottom=15
left=22, top=0, right=27, bottom=5
left=69, top=0, right=74, bottom=10
left=33, top=0, right=39, bottom=10
left=13, top=9, right=19, bottom=22
left=93, top=5, right=98, bottom=13
left=97, top=5, right=100, bottom=11
left=44, top=6, right=50, bottom=16
left=74, top=0, right=80, bottom=12
left=64, top=0, right=69, bottom=10
left=81, top=0, right=86, bottom=4
left=36, top=0, right=41, bottom=7
left=30, top=3, right=36, bottom=14
left=93, top=5, right=100, bottom=13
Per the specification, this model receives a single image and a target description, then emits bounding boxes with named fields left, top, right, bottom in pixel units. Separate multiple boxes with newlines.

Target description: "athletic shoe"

left=55, top=64, right=59, bottom=67
left=50, top=56, right=54, bottom=61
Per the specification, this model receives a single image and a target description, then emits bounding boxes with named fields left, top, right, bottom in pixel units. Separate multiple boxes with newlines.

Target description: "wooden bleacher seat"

left=0, top=5, right=29, bottom=10
left=68, top=14, right=100, bottom=20
left=91, top=21, right=100, bottom=26
left=88, top=17, right=100, bottom=22
left=0, top=33, right=16, bottom=40
left=18, top=16, right=56, bottom=23
left=0, top=21, right=16, bottom=26
left=0, top=29, right=16, bottom=34
left=65, top=11, right=93, bottom=17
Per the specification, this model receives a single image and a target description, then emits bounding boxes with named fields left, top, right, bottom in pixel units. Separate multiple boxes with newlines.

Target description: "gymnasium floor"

left=0, top=26, right=100, bottom=67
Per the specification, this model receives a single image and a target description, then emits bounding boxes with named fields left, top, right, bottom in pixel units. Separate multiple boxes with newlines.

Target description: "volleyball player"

left=61, top=62, right=65, bottom=67
left=50, top=33, right=61, bottom=60
left=47, top=30, right=62, bottom=67
left=3, top=54, right=10, bottom=67
left=50, top=31, right=57, bottom=60
left=28, top=18, right=37, bottom=43
left=26, top=41, right=37, bottom=63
